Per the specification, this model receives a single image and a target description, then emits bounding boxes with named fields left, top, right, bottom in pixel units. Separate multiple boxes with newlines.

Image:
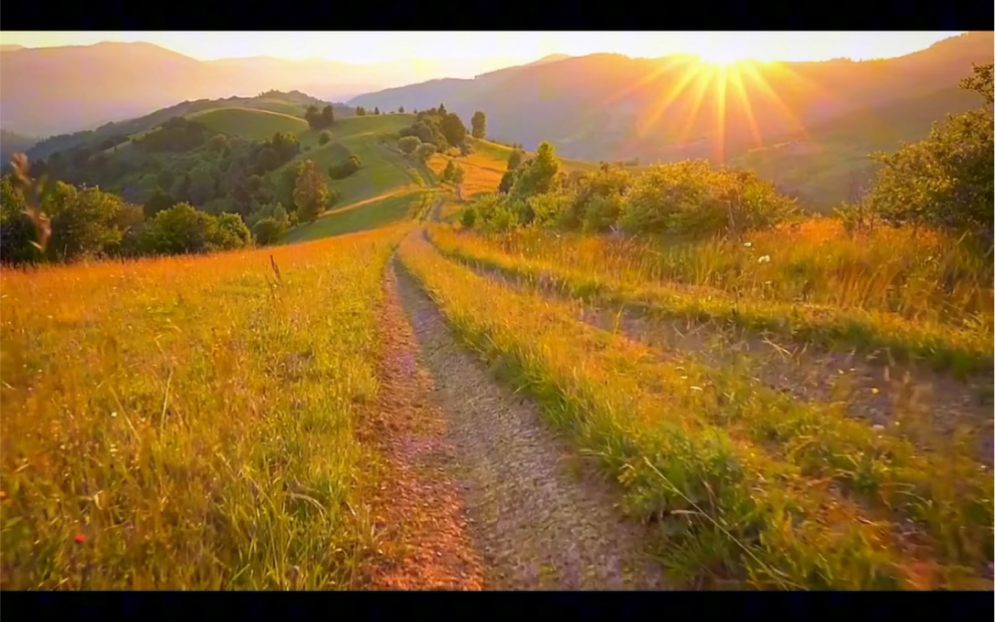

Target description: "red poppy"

left=74, top=534, right=86, bottom=544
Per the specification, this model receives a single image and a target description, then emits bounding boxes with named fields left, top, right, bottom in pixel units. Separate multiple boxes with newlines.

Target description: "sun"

left=697, top=49, right=754, bottom=66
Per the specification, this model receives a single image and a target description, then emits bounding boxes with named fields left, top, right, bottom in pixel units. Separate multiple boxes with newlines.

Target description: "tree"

left=318, top=130, right=332, bottom=146
left=864, top=62, right=994, bottom=239
left=144, top=188, right=175, bottom=217
left=188, top=163, right=218, bottom=206
left=320, top=105, right=335, bottom=128
left=252, top=217, right=287, bottom=245
left=207, top=134, right=230, bottom=154
left=471, top=111, right=486, bottom=139
left=43, top=182, right=132, bottom=262
left=440, top=113, right=467, bottom=147
left=374, top=106, right=380, bottom=115
left=138, top=203, right=212, bottom=255
left=210, top=213, right=252, bottom=250
left=356, top=106, right=366, bottom=116
left=438, top=103, right=447, bottom=116
left=442, top=159, right=457, bottom=183
left=509, top=142, right=559, bottom=199
left=254, top=147, right=281, bottom=175
left=399, top=105, right=405, bottom=113
left=0, top=174, right=39, bottom=264
left=498, top=170, right=515, bottom=194
left=414, top=143, right=436, bottom=162
left=398, top=136, right=422, bottom=155
left=507, top=149, right=524, bottom=171
left=441, top=159, right=465, bottom=186
left=305, top=105, right=321, bottom=129
left=293, top=160, right=330, bottom=223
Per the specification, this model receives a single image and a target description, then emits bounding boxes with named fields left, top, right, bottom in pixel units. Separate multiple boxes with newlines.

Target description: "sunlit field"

left=0, top=226, right=407, bottom=589
left=398, top=232, right=992, bottom=589
left=429, top=224, right=993, bottom=375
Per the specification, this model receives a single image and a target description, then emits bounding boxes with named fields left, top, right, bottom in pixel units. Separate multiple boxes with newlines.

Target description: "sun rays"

left=606, top=57, right=821, bottom=163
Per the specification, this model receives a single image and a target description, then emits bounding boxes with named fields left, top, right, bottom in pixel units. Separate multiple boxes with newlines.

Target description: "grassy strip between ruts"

left=427, top=227, right=992, bottom=377
left=398, top=232, right=987, bottom=590
left=427, top=229, right=994, bottom=576
left=0, top=225, right=408, bottom=589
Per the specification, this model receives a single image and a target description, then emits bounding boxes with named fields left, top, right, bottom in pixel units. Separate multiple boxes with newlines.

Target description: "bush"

left=459, top=206, right=477, bottom=229
left=252, top=217, right=287, bottom=245
left=619, top=161, right=797, bottom=237
left=414, top=143, right=436, bottom=162
left=863, top=63, right=993, bottom=242
left=398, top=136, right=421, bottom=155
left=581, top=192, right=625, bottom=233
left=318, top=131, right=332, bottom=146
left=328, top=155, right=362, bottom=180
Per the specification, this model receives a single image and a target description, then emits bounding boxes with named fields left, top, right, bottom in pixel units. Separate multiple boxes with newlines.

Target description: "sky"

left=0, top=31, right=966, bottom=65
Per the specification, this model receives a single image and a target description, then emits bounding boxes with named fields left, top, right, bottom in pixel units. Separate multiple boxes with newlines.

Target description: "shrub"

left=328, top=155, right=362, bottom=180
left=398, top=136, right=421, bottom=155
left=252, top=217, right=287, bottom=245
left=318, top=131, right=332, bottom=146
left=414, top=143, right=436, bottom=162
left=459, top=206, right=477, bottom=229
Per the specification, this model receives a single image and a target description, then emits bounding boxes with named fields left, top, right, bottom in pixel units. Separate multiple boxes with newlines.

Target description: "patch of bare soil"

left=460, top=260, right=993, bottom=464
left=359, top=267, right=486, bottom=590
left=392, top=258, right=667, bottom=590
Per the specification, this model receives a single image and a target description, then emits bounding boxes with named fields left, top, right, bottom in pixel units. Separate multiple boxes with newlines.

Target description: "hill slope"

left=0, top=43, right=562, bottom=137
left=24, top=91, right=346, bottom=162
left=349, top=32, right=993, bottom=208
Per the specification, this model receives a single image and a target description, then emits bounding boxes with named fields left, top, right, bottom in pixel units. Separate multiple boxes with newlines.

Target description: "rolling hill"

left=24, top=91, right=349, bottom=162
left=0, top=130, right=39, bottom=166
left=349, top=31, right=993, bottom=209
left=0, top=42, right=561, bottom=138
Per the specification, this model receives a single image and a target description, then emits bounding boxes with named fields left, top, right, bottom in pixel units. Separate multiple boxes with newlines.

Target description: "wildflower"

left=871, top=388, right=880, bottom=395
left=74, top=534, right=86, bottom=545
left=872, top=424, right=885, bottom=432
left=111, top=411, right=118, bottom=418
left=690, top=386, right=703, bottom=392
left=757, top=255, right=771, bottom=264
left=743, top=242, right=753, bottom=248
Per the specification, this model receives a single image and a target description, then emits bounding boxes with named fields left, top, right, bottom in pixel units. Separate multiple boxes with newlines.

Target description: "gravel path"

left=451, top=257, right=993, bottom=464
left=361, top=265, right=486, bottom=590
left=391, top=257, right=667, bottom=590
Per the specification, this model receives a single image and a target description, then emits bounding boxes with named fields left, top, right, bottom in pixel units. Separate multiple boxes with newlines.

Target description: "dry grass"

left=398, top=232, right=994, bottom=590
left=0, top=225, right=408, bottom=589
left=408, top=229, right=992, bottom=587
left=428, top=225, right=993, bottom=375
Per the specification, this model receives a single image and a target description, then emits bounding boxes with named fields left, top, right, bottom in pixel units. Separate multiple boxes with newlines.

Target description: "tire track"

left=391, top=253, right=667, bottom=590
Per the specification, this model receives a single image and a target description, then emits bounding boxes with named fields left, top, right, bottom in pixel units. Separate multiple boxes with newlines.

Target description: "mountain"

left=0, top=43, right=543, bottom=138
left=0, top=130, right=39, bottom=166
left=348, top=31, right=993, bottom=208
left=25, top=91, right=348, bottom=161
left=0, top=44, right=25, bottom=52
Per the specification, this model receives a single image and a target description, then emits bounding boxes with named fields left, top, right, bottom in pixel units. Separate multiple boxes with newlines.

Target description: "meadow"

left=398, top=231, right=992, bottom=589
left=0, top=226, right=407, bottom=589
left=2, top=73, right=991, bottom=591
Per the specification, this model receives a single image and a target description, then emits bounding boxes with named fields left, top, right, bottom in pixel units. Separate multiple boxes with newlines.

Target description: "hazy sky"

left=0, top=31, right=965, bottom=64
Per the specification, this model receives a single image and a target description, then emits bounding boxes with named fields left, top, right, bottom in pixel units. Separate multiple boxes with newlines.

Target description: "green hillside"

left=731, top=85, right=982, bottom=208
left=189, top=107, right=310, bottom=140
left=278, top=115, right=433, bottom=207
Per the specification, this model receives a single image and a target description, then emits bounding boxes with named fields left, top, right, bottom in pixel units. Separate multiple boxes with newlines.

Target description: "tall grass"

left=470, top=220, right=993, bottom=330
left=431, top=225, right=993, bottom=374
left=397, top=233, right=990, bottom=590
left=0, top=226, right=406, bottom=589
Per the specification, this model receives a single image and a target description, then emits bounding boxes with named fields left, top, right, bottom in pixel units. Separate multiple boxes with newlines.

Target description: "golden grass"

left=397, top=232, right=994, bottom=589
left=0, top=225, right=408, bottom=589
left=429, top=224, right=993, bottom=374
